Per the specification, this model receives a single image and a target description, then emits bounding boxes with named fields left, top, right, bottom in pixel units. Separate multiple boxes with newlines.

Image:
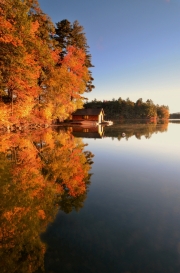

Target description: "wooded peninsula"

left=0, top=0, right=170, bottom=130
left=0, top=0, right=94, bottom=129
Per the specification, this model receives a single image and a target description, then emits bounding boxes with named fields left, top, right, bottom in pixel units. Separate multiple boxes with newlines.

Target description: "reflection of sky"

left=42, top=123, right=180, bottom=272
left=86, top=123, right=180, bottom=161
left=84, top=123, right=180, bottom=206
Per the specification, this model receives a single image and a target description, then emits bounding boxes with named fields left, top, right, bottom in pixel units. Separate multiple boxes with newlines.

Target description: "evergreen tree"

left=84, top=98, right=169, bottom=120
left=55, top=19, right=94, bottom=93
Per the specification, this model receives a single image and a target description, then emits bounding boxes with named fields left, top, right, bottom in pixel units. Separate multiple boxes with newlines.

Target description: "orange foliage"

left=0, top=0, right=59, bottom=126
left=0, top=1, right=93, bottom=126
left=48, top=46, right=90, bottom=121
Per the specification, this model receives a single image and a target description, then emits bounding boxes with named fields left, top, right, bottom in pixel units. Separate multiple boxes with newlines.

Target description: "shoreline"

left=0, top=118, right=170, bottom=133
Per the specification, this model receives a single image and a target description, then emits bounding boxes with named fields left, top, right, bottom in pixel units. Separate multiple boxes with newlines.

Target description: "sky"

left=38, top=0, right=180, bottom=113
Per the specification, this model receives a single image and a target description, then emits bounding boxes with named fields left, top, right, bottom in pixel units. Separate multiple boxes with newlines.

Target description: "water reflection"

left=70, top=124, right=104, bottom=138
left=0, top=129, right=93, bottom=273
left=40, top=121, right=180, bottom=273
left=1, top=121, right=179, bottom=273
left=103, top=121, right=168, bottom=140
left=169, top=119, right=180, bottom=124
left=67, top=121, right=168, bottom=141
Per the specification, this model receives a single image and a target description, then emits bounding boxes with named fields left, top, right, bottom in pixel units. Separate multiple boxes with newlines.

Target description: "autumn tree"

left=0, top=0, right=39, bottom=124
left=55, top=19, right=95, bottom=94
left=49, top=46, right=90, bottom=121
left=26, top=0, right=61, bottom=123
left=0, top=0, right=60, bottom=126
left=157, top=105, right=169, bottom=119
left=0, top=1, right=94, bottom=126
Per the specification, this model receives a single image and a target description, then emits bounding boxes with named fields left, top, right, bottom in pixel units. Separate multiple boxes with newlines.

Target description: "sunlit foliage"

left=0, top=0, right=93, bottom=128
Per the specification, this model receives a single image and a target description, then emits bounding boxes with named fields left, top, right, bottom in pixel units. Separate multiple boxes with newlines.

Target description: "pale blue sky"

left=39, top=0, right=180, bottom=113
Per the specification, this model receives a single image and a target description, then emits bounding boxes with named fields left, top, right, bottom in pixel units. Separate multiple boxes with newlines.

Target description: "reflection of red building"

left=71, top=125, right=104, bottom=138
left=72, top=108, right=104, bottom=124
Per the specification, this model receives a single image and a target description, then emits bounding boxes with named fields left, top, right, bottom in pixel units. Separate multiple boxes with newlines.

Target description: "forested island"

left=0, top=0, right=94, bottom=129
left=84, top=98, right=169, bottom=120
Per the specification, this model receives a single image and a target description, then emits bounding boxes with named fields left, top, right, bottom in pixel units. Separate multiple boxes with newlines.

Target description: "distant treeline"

left=84, top=98, right=169, bottom=119
left=169, top=113, right=180, bottom=119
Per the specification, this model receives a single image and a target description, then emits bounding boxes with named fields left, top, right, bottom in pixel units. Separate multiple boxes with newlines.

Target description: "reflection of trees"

left=169, top=120, right=180, bottom=124
left=0, top=136, right=52, bottom=273
left=58, top=149, right=94, bottom=214
left=38, top=130, right=94, bottom=197
left=0, top=129, right=93, bottom=273
left=59, top=173, right=92, bottom=214
left=104, top=122, right=168, bottom=141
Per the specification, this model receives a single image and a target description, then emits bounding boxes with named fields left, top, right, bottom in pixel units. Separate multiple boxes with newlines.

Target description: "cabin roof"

left=72, top=108, right=104, bottom=116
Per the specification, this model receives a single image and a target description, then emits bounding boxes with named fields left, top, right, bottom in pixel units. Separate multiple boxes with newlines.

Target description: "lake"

left=0, top=121, right=180, bottom=273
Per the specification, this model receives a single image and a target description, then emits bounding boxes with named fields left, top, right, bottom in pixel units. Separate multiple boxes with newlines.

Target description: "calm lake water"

left=1, top=121, right=180, bottom=273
